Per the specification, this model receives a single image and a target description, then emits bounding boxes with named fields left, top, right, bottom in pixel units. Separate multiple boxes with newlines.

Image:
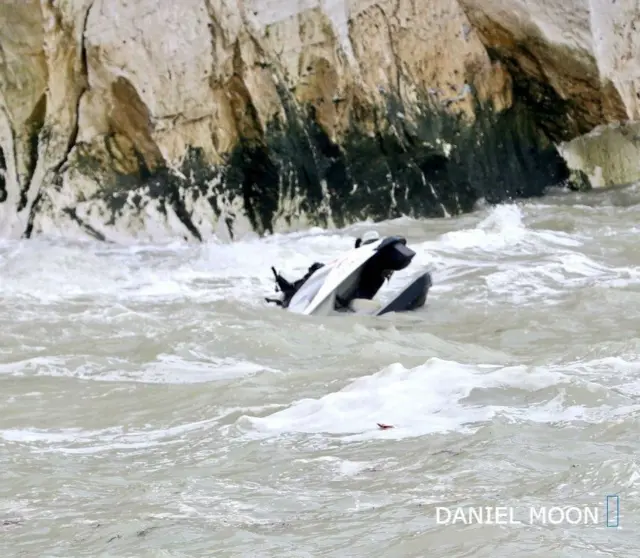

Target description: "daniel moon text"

left=435, top=496, right=620, bottom=527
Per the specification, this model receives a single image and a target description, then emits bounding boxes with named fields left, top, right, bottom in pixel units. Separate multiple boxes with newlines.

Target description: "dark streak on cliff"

left=0, top=146, right=6, bottom=202
left=62, top=206, right=107, bottom=241
left=17, top=92, right=46, bottom=213
left=222, top=84, right=569, bottom=232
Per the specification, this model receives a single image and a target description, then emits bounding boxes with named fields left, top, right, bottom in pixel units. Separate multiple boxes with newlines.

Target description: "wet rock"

left=0, top=0, right=638, bottom=241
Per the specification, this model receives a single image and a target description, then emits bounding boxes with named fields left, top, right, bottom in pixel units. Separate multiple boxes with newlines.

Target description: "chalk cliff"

left=0, top=0, right=638, bottom=242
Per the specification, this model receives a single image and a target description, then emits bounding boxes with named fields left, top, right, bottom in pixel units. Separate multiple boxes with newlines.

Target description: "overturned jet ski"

left=265, top=231, right=432, bottom=317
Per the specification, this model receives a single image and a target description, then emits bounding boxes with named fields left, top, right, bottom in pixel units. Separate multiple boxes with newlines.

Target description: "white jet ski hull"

left=267, top=235, right=432, bottom=317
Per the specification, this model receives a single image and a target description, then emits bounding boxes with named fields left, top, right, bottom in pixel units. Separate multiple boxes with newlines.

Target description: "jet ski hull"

left=266, top=235, right=433, bottom=317
left=375, top=271, right=432, bottom=316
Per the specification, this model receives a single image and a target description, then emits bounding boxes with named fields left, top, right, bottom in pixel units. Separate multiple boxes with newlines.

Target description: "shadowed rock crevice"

left=108, top=77, right=165, bottom=173
left=462, top=10, right=629, bottom=143
left=0, top=146, right=6, bottom=202
left=20, top=90, right=48, bottom=239
left=17, top=92, right=47, bottom=212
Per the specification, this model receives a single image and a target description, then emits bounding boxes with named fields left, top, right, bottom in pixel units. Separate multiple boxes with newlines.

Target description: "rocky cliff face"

left=0, top=0, right=638, bottom=242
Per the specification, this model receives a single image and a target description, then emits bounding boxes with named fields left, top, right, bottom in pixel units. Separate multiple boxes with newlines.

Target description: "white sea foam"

left=241, top=356, right=640, bottom=442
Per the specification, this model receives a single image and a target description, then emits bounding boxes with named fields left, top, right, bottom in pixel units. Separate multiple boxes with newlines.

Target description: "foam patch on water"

left=0, top=412, right=233, bottom=454
left=0, top=227, right=356, bottom=305
left=132, top=356, right=280, bottom=384
left=483, top=251, right=632, bottom=305
left=0, top=354, right=277, bottom=384
left=241, top=357, right=640, bottom=442
left=436, top=204, right=584, bottom=255
left=293, top=456, right=374, bottom=477
left=242, top=358, right=488, bottom=439
left=377, top=204, right=639, bottom=307
left=564, top=357, right=640, bottom=398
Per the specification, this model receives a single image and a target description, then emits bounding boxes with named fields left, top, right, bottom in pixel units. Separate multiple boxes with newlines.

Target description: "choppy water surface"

left=2, top=185, right=640, bottom=557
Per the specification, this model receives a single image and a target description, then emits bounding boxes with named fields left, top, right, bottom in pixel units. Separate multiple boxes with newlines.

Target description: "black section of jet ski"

left=375, top=271, right=432, bottom=316
left=353, top=236, right=415, bottom=300
left=266, top=262, right=324, bottom=308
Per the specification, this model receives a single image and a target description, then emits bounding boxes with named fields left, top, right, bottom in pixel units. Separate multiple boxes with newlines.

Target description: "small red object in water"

left=377, top=423, right=394, bottom=429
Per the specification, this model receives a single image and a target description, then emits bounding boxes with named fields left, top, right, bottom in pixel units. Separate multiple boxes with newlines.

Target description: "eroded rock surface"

left=0, top=0, right=638, bottom=242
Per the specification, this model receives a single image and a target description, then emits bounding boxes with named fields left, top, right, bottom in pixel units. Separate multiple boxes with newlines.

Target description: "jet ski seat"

left=353, top=235, right=415, bottom=300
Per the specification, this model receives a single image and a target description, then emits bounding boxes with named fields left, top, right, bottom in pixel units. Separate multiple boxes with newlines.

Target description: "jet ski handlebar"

left=270, top=266, right=296, bottom=295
